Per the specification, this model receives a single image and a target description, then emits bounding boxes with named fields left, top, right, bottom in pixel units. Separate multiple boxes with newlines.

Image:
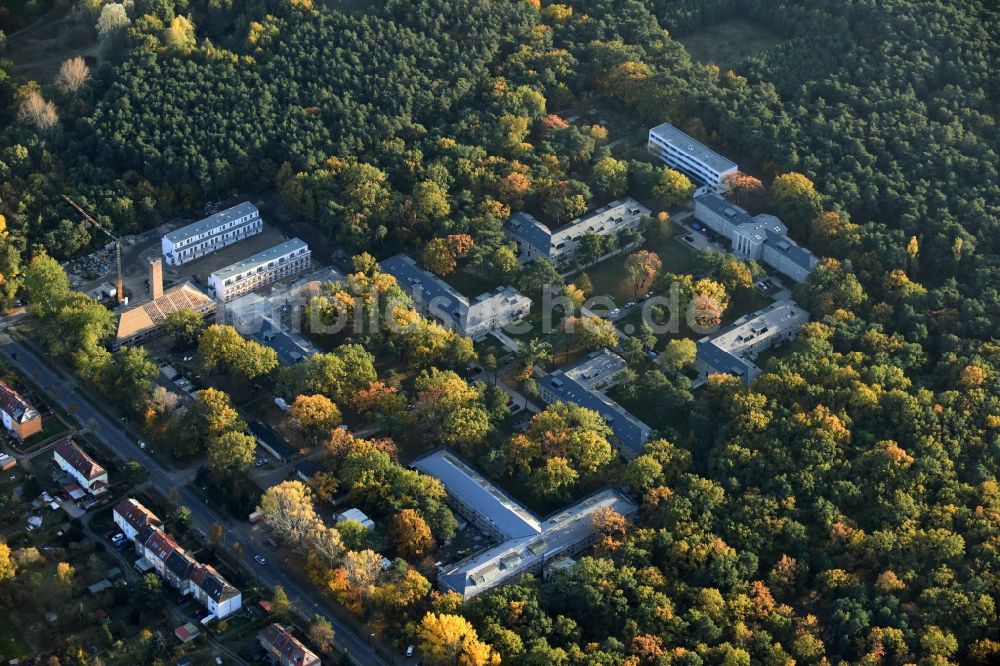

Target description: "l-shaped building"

left=413, top=449, right=637, bottom=600
left=381, top=253, right=531, bottom=339
left=537, top=350, right=653, bottom=459
left=505, top=198, right=650, bottom=269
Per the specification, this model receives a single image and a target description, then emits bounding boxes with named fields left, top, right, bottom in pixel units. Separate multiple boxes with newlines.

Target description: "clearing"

left=677, top=18, right=783, bottom=71
left=4, top=11, right=100, bottom=83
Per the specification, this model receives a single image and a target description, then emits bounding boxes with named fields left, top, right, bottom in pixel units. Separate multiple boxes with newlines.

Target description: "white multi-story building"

left=53, top=438, right=108, bottom=496
left=694, top=193, right=820, bottom=282
left=208, top=238, right=312, bottom=303
left=506, top=198, right=650, bottom=268
left=697, top=299, right=809, bottom=384
left=648, top=123, right=738, bottom=190
left=114, top=498, right=242, bottom=621
left=161, top=202, right=262, bottom=266
left=381, top=253, right=531, bottom=339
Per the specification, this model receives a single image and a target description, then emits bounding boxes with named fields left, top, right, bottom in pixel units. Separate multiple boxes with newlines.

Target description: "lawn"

left=582, top=233, right=701, bottom=303
left=677, top=18, right=784, bottom=71
left=0, top=621, right=32, bottom=661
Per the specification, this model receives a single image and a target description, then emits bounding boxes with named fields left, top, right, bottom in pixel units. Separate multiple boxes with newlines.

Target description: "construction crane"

left=62, top=195, right=125, bottom=304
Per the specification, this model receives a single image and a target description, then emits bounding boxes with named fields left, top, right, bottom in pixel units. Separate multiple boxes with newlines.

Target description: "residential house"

left=257, top=623, right=321, bottom=666
left=0, top=378, right=42, bottom=441
left=53, top=438, right=108, bottom=496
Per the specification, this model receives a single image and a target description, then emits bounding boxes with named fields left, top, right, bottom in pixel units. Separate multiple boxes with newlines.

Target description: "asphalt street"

left=0, top=332, right=391, bottom=666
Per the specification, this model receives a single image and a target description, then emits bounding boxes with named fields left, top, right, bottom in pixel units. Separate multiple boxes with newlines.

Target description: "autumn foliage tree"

left=390, top=508, right=436, bottom=559
left=624, top=250, right=662, bottom=298
left=418, top=612, right=500, bottom=666
left=290, top=394, right=342, bottom=444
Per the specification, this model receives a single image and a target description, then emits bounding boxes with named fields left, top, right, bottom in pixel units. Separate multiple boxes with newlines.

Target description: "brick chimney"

left=149, top=258, right=163, bottom=300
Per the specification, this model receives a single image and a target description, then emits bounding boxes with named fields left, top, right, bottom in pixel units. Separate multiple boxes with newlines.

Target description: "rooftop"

left=114, top=498, right=162, bottom=532
left=53, top=438, right=106, bottom=480
left=507, top=198, right=650, bottom=254
left=695, top=194, right=818, bottom=271
left=649, top=123, right=738, bottom=174
left=412, top=450, right=540, bottom=539
left=258, top=623, right=321, bottom=666
left=116, top=281, right=215, bottom=342
left=542, top=350, right=653, bottom=457
left=415, top=449, right=638, bottom=599
left=164, top=202, right=259, bottom=244
left=0, top=379, right=39, bottom=424
left=381, top=253, right=529, bottom=331
left=210, top=238, right=310, bottom=283
left=703, top=299, right=809, bottom=355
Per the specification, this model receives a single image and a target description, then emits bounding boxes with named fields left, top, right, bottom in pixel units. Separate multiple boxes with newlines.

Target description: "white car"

left=254, top=555, right=268, bottom=566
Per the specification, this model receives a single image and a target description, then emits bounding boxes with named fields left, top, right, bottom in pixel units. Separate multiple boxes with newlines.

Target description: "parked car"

left=405, top=645, right=415, bottom=658
left=255, top=458, right=268, bottom=468
left=254, top=555, right=268, bottom=566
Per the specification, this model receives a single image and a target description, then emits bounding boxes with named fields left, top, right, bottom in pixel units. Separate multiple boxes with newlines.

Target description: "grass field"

left=678, top=18, right=783, bottom=71
left=0, top=619, right=31, bottom=661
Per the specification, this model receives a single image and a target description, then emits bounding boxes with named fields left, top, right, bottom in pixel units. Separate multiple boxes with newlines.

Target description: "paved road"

left=0, top=333, right=391, bottom=666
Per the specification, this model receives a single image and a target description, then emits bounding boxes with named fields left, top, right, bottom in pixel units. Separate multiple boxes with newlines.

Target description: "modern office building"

left=161, top=202, right=262, bottom=266
left=506, top=197, right=650, bottom=268
left=694, top=193, right=820, bottom=282
left=53, top=438, right=108, bottom=496
left=412, top=449, right=637, bottom=600
left=381, top=253, right=531, bottom=339
left=208, top=238, right=312, bottom=303
left=257, top=623, right=321, bottom=666
left=697, top=299, right=809, bottom=384
left=647, top=123, right=738, bottom=190
left=115, top=498, right=242, bottom=621
left=114, top=259, right=216, bottom=350
left=0, top=379, right=42, bottom=441
left=537, top=350, right=653, bottom=459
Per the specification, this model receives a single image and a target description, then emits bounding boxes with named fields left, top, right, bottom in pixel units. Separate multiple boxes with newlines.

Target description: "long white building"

left=694, top=193, right=820, bottom=282
left=506, top=198, right=650, bottom=269
left=648, top=123, right=737, bottom=190
left=208, top=238, right=312, bottom=302
left=697, top=299, right=809, bottom=384
left=162, top=202, right=262, bottom=266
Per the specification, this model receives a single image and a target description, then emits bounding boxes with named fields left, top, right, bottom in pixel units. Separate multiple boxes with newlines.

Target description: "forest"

left=1, top=0, right=999, bottom=663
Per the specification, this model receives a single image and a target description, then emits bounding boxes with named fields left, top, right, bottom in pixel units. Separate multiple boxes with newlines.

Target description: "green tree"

left=162, top=308, right=206, bottom=349
left=207, top=431, right=256, bottom=475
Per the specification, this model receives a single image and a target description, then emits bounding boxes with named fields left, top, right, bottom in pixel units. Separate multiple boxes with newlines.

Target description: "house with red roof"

left=0, top=378, right=42, bottom=441
left=257, top=623, right=321, bottom=666
left=52, top=438, right=108, bottom=496
left=116, top=496, right=242, bottom=621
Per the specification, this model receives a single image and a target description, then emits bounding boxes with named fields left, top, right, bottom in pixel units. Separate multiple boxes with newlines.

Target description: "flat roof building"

left=162, top=202, right=262, bottom=266
left=648, top=123, right=738, bottom=189
left=413, top=449, right=637, bottom=600
left=506, top=198, right=650, bottom=268
left=694, top=194, right=820, bottom=283
left=697, top=299, right=809, bottom=384
left=381, top=253, right=531, bottom=339
left=537, top=350, right=653, bottom=459
left=208, top=238, right=312, bottom=303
